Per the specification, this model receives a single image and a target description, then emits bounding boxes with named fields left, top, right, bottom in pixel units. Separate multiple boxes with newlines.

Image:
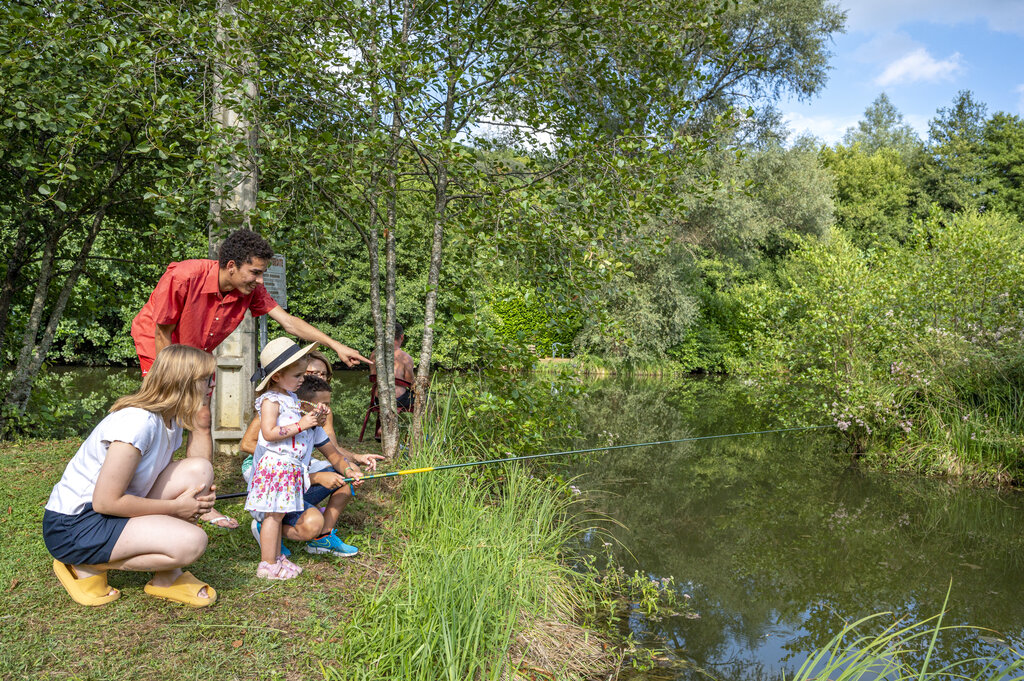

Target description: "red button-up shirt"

left=131, top=259, right=278, bottom=361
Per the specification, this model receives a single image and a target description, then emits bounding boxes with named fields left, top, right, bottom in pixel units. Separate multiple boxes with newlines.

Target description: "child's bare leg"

left=320, top=487, right=352, bottom=535
left=259, top=514, right=285, bottom=565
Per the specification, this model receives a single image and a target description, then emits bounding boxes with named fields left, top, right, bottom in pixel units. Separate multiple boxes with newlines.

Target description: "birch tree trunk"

left=411, top=102, right=452, bottom=445
left=409, top=47, right=454, bottom=444
left=374, top=0, right=413, bottom=460
left=209, top=0, right=257, bottom=246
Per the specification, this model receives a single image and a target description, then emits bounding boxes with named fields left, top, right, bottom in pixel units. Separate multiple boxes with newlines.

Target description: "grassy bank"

left=0, top=426, right=614, bottom=679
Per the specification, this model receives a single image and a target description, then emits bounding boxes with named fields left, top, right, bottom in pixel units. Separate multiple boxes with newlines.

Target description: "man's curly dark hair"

left=218, top=229, right=274, bottom=268
left=296, top=375, right=331, bottom=401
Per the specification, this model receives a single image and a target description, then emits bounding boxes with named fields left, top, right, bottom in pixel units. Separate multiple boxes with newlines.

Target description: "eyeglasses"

left=305, top=369, right=327, bottom=378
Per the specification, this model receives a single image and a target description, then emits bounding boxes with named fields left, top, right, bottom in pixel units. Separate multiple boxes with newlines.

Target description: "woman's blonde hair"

left=111, top=345, right=217, bottom=430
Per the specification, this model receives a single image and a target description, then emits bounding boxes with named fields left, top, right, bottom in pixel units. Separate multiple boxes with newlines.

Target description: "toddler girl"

left=245, top=337, right=327, bottom=580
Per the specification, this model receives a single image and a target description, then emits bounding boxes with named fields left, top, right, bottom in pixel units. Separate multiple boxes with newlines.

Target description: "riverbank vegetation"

left=3, top=1, right=1022, bottom=679
left=0, top=393, right=652, bottom=680
left=4, top=7, right=1020, bottom=485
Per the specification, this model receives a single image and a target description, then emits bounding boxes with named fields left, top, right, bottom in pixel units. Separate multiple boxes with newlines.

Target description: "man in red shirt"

left=132, top=229, right=369, bottom=374
left=131, top=229, right=370, bottom=530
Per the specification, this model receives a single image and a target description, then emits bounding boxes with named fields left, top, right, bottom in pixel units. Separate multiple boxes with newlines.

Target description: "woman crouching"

left=43, top=344, right=220, bottom=607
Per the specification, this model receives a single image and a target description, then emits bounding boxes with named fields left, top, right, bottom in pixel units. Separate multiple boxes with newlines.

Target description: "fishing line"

left=215, top=424, right=835, bottom=501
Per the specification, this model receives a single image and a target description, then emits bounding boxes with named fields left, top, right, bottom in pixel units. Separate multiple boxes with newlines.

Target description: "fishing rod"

left=215, top=424, right=834, bottom=501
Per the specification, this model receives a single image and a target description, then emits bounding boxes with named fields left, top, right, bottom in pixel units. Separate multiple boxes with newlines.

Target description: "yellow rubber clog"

left=144, top=571, right=217, bottom=607
left=52, top=560, right=120, bottom=606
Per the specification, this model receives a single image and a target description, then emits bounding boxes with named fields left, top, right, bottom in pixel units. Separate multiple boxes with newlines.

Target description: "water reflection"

left=569, top=375, right=1024, bottom=680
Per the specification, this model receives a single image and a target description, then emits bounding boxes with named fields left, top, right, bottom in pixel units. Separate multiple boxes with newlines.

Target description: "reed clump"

left=319, top=396, right=613, bottom=681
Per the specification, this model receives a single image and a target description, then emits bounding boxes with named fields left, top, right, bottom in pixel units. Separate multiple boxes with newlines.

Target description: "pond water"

left=567, top=375, right=1024, bottom=680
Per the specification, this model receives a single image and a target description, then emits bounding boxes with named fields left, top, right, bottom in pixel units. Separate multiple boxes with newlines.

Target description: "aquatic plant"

left=788, top=594, right=1024, bottom=681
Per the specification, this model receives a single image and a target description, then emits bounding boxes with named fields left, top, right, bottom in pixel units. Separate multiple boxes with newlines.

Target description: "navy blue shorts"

left=396, top=391, right=414, bottom=410
left=43, top=505, right=129, bottom=566
left=282, top=467, right=354, bottom=527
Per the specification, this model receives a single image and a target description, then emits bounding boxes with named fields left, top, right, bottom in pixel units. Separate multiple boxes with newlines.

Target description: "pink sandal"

left=256, top=560, right=297, bottom=581
left=278, top=554, right=303, bottom=576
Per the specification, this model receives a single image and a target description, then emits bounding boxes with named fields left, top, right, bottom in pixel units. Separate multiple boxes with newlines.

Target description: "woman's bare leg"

left=73, top=457, right=215, bottom=598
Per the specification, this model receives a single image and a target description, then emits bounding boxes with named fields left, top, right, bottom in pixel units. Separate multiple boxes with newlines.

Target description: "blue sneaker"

left=305, top=529, right=358, bottom=557
left=250, top=519, right=290, bottom=557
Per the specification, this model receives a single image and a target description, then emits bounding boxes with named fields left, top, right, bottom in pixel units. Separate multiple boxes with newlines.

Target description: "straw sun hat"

left=250, top=337, right=318, bottom=392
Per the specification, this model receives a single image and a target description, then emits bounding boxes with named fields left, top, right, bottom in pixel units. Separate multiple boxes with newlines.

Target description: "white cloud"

left=842, top=1, right=1024, bottom=37
left=851, top=31, right=921, bottom=65
left=782, top=112, right=860, bottom=145
left=874, top=48, right=964, bottom=87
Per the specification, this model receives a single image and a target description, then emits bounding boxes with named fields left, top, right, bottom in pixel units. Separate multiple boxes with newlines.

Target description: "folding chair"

left=358, top=374, right=414, bottom=441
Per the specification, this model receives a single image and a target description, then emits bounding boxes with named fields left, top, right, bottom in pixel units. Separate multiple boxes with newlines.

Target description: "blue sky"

left=783, top=1, right=1024, bottom=144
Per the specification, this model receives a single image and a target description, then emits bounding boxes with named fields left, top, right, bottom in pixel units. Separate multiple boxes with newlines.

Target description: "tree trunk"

left=411, top=64, right=455, bottom=445
left=208, top=0, right=259, bottom=453
left=373, top=0, right=412, bottom=459
left=5, top=208, right=107, bottom=420
left=412, top=161, right=448, bottom=444
left=209, top=0, right=258, bottom=248
left=2, top=227, right=59, bottom=430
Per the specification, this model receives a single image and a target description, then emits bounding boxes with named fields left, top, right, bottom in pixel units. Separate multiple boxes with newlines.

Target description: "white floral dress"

left=244, top=391, right=327, bottom=515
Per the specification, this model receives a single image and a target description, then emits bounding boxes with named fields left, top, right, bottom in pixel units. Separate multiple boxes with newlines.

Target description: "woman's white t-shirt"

left=46, top=407, right=183, bottom=516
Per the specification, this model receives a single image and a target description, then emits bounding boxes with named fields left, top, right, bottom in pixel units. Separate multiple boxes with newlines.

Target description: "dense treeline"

left=0, top=0, right=845, bottom=432
left=2, top=1, right=1021, bottom=483
left=653, top=92, right=1022, bottom=484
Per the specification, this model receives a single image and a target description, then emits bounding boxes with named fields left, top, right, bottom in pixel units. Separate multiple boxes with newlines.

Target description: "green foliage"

left=739, top=211, right=1024, bottom=481
left=821, top=144, right=918, bottom=248
left=0, top=368, right=139, bottom=440
left=437, top=367, right=585, bottom=458
left=842, top=92, right=922, bottom=155
left=490, top=283, right=582, bottom=356
left=979, top=112, right=1024, bottom=221
left=318, top=395, right=607, bottom=681
left=922, top=90, right=990, bottom=215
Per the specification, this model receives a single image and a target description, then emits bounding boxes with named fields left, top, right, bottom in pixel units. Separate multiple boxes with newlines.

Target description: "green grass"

left=0, top=438, right=396, bottom=680
left=314, top=397, right=611, bottom=680
left=0, top=400, right=613, bottom=680
left=885, top=358, right=1024, bottom=485
left=537, top=353, right=693, bottom=377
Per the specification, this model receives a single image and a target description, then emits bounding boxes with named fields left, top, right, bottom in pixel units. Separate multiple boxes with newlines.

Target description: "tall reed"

left=319, top=394, right=601, bottom=680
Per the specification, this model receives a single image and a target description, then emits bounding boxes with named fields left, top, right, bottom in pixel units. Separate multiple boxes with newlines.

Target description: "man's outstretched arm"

left=265, top=305, right=372, bottom=367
